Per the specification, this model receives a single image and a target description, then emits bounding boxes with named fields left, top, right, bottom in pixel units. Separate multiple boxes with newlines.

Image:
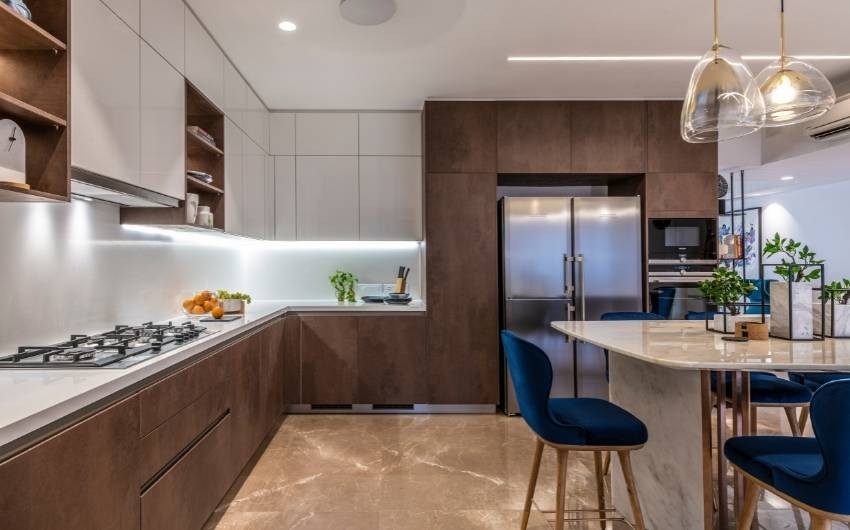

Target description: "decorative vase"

left=220, top=299, right=245, bottom=314
left=770, top=282, right=814, bottom=339
left=712, top=313, right=763, bottom=334
left=814, top=302, right=850, bottom=338
left=3, top=0, right=32, bottom=20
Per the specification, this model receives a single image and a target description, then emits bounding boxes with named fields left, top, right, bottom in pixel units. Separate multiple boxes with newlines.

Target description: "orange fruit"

left=203, top=300, right=215, bottom=312
left=191, top=305, right=206, bottom=315
left=211, top=306, right=224, bottom=319
left=193, top=293, right=205, bottom=305
left=182, top=299, right=194, bottom=310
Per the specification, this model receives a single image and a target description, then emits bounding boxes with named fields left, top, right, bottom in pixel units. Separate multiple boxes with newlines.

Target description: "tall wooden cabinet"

left=570, top=101, right=646, bottom=173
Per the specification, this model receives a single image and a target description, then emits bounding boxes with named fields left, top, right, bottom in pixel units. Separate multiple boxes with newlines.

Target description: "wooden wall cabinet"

left=644, top=172, right=718, bottom=218
left=570, top=101, right=646, bottom=173
left=425, top=101, right=496, bottom=174
left=646, top=100, right=717, bottom=174
left=497, top=101, right=571, bottom=173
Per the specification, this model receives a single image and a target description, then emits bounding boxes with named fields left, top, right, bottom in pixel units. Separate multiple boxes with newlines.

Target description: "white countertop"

left=0, top=299, right=424, bottom=457
left=551, top=320, right=850, bottom=371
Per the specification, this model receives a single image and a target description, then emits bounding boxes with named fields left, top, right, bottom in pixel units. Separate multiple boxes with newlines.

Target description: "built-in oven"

left=648, top=218, right=717, bottom=263
left=647, top=262, right=716, bottom=320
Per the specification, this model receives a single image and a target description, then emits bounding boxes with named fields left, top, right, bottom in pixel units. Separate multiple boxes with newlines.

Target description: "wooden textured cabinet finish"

left=300, top=315, right=358, bottom=404
left=644, top=173, right=718, bottom=218
left=646, top=101, right=717, bottom=173
left=357, top=315, right=427, bottom=404
left=283, top=314, right=302, bottom=404
left=260, top=320, right=285, bottom=426
left=425, top=173, right=499, bottom=404
left=570, top=101, right=646, bottom=173
left=0, top=397, right=140, bottom=530
left=230, top=331, right=263, bottom=472
left=497, top=101, right=571, bottom=173
left=141, top=414, right=233, bottom=530
left=425, top=101, right=497, bottom=173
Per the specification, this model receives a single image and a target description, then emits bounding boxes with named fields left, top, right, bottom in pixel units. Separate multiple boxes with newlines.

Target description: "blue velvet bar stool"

left=725, top=380, right=850, bottom=530
left=501, top=330, right=648, bottom=530
left=713, top=371, right=812, bottom=436
left=788, top=372, right=850, bottom=432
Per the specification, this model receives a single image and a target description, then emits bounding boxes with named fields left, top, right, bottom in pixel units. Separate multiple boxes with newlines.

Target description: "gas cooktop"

left=0, top=321, right=217, bottom=369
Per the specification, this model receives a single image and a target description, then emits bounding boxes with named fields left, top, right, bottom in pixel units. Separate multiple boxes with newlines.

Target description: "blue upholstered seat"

left=686, top=311, right=715, bottom=320
left=725, top=380, right=850, bottom=516
left=712, top=372, right=812, bottom=405
left=501, top=330, right=647, bottom=447
left=789, top=372, right=850, bottom=392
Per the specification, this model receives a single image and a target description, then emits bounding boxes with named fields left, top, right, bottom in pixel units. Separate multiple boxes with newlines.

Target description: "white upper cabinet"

left=269, top=113, right=295, bottom=156
left=265, top=155, right=276, bottom=240
left=295, top=113, right=358, bottom=155
left=101, top=0, right=139, bottom=33
left=72, top=0, right=141, bottom=185
left=223, top=60, right=247, bottom=129
left=140, top=0, right=185, bottom=73
left=185, top=9, right=224, bottom=110
left=359, top=157, right=422, bottom=240
left=296, top=156, right=359, bottom=240
left=358, top=113, right=422, bottom=156
left=140, top=43, right=185, bottom=199
left=242, top=138, right=267, bottom=239
left=243, top=90, right=267, bottom=152
left=224, top=118, right=244, bottom=236
left=274, top=156, right=296, bottom=241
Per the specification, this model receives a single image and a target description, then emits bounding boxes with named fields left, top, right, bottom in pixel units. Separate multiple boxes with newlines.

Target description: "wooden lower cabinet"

left=300, top=315, right=358, bottom=405
left=0, top=397, right=140, bottom=530
left=357, top=315, right=427, bottom=404
left=283, top=314, right=301, bottom=405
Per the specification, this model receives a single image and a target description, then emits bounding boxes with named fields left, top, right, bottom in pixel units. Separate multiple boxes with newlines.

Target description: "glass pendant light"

left=755, top=0, right=835, bottom=126
left=681, top=0, right=765, bottom=143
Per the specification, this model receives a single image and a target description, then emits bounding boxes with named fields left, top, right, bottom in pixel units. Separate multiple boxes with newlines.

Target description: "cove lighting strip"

left=507, top=55, right=850, bottom=62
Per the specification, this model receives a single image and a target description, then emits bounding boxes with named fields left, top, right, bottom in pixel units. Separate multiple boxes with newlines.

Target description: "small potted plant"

left=763, top=233, right=823, bottom=339
left=817, top=279, right=850, bottom=337
left=699, top=267, right=758, bottom=333
left=216, top=290, right=252, bottom=315
left=330, top=270, right=358, bottom=303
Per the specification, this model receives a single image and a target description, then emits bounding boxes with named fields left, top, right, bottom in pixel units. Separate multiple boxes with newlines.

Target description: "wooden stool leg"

left=603, top=451, right=611, bottom=475
left=617, top=450, right=645, bottom=530
left=593, top=451, right=606, bottom=530
left=785, top=407, right=802, bottom=437
left=809, top=514, right=831, bottom=530
left=799, top=406, right=810, bottom=435
left=738, top=478, right=761, bottom=530
left=555, top=450, right=569, bottom=530
left=750, top=404, right=758, bottom=435
left=521, top=439, right=544, bottom=530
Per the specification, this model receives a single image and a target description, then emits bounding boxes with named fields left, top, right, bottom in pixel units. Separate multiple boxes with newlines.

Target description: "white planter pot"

left=712, top=313, right=763, bottom=333
left=770, top=282, right=814, bottom=339
left=815, top=303, right=850, bottom=337
left=220, top=299, right=245, bottom=314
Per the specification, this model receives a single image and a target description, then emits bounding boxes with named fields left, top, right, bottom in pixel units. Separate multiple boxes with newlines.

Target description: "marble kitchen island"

left=551, top=320, right=850, bottom=530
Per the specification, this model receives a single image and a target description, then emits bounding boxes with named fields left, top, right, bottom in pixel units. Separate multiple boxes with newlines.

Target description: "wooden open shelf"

left=187, top=175, right=223, bottom=195
left=0, top=91, right=66, bottom=127
left=0, top=2, right=66, bottom=51
left=0, top=182, right=65, bottom=202
left=187, top=128, right=223, bottom=156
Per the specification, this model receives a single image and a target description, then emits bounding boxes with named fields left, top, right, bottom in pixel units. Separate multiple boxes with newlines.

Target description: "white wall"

left=0, top=200, right=421, bottom=351
left=754, top=179, right=850, bottom=282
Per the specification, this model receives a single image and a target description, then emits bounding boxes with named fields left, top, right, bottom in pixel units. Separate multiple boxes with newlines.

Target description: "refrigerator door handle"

left=563, top=255, right=575, bottom=296
left=576, top=255, right=586, bottom=321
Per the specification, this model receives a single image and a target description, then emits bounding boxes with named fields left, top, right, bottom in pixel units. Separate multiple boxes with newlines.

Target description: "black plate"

left=361, top=296, right=387, bottom=304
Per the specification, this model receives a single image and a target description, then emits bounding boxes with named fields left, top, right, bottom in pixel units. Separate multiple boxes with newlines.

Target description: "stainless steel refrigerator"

left=500, top=196, right=642, bottom=415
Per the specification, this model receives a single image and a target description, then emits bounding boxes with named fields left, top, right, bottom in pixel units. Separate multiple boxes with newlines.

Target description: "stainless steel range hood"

left=71, top=167, right=180, bottom=207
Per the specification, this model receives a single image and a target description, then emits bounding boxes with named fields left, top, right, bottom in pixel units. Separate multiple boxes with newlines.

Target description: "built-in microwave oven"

left=648, top=218, right=717, bottom=263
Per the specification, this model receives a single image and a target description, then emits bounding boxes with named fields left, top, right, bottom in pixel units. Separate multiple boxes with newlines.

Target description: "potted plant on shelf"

left=763, top=233, right=823, bottom=339
left=699, top=267, right=758, bottom=333
left=216, top=290, right=252, bottom=315
left=817, top=279, right=850, bottom=337
left=330, top=270, right=358, bottom=303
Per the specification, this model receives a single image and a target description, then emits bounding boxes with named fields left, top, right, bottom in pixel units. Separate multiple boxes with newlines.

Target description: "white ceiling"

left=741, top=140, right=850, bottom=197
left=188, top=0, right=850, bottom=110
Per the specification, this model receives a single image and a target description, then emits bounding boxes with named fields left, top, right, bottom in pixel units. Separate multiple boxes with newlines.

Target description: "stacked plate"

left=384, top=292, right=412, bottom=305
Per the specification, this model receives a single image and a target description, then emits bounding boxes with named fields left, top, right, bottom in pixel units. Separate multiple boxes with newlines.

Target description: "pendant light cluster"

left=681, top=0, right=836, bottom=143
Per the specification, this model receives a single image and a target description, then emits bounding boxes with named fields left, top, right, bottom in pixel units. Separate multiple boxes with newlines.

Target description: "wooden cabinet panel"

left=425, top=101, right=496, bottom=173
left=645, top=173, right=718, bottom=218
left=0, top=397, right=140, bottom=530
left=570, top=101, right=646, bottom=173
left=300, top=316, right=358, bottom=404
left=260, top=320, right=285, bottom=427
left=141, top=414, right=232, bottom=530
left=229, top=332, right=262, bottom=472
left=425, top=173, right=499, bottom=404
left=357, top=315, right=427, bottom=404
left=647, top=101, right=717, bottom=173
left=497, top=101, right=571, bottom=173
left=283, top=315, right=301, bottom=404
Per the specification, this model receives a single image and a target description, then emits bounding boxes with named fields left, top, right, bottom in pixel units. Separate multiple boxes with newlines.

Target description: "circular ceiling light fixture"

left=339, top=0, right=397, bottom=26
left=278, top=20, right=297, bottom=32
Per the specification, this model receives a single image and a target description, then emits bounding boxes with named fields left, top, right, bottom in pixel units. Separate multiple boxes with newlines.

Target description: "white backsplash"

left=0, top=200, right=422, bottom=351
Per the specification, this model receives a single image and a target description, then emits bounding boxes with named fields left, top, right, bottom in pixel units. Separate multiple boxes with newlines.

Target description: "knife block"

left=393, top=278, right=406, bottom=294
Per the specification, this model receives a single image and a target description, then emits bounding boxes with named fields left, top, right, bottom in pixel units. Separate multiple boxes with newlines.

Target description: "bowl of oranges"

left=181, top=290, right=225, bottom=319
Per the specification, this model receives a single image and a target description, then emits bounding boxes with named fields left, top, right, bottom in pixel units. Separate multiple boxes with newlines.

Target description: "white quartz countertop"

left=0, top=299, right=425, bottom=457
left=551, top=320, right=850, bottom=371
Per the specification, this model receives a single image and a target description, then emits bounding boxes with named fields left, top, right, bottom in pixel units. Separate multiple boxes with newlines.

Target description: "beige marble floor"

left=206, top=409, right=846, bottom=530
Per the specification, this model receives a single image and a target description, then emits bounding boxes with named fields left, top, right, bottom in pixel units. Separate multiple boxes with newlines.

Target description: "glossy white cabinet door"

left=223, top=60, right=246, bottom=129
left=242, top=137, right=267, bottom=239
left=296, top=156, right=359, bottom=240
left=101, top=0, right=139, bottom=33
left=359, top=113, right=422, bottom=156
left=243, top=90, right=267, bottom=151
left=72, top=0, right=140, bottom=185
left=140, top=43, right=185, bottom=199
left=185, top=8, right=224, bottom=110
left=269, top=113, right=295, bottom=155
left=224, top=118, right=244, bottom=235
left=295, top=113, right=358, bottom=155
left=274, top=156, right=296, bottom=241
left=359, top=156, right=422, bottom=240
left=140, top=0, right=184, bottom=73
left=264, top=155, right=276, bottom=240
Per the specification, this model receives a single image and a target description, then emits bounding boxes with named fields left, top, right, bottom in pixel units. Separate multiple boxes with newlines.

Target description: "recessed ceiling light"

left=278, top=20, right=297, bottom=32
left=507, top=55, right=850, bottom=62
left=780, top=175, right=795, bottom=181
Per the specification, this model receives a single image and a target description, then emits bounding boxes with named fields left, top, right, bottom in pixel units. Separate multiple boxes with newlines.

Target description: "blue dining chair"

left=501, top=330, right=648, bottom=530
left=725, top=380, right=850, bottom=530
left=713, top=371, right=812, bottom=436
left=788, top=372, right=850, bottom=432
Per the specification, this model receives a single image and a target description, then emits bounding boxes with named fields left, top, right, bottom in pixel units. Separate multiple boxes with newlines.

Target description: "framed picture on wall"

left=718, top=207, right=762, bottom=279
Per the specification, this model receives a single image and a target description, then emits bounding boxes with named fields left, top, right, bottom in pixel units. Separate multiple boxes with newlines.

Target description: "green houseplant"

left=699, top=267, right=757, bottom=332
left=330, top=270, right=358, bottom=303
left=763, top=233, right=823, bottom=339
